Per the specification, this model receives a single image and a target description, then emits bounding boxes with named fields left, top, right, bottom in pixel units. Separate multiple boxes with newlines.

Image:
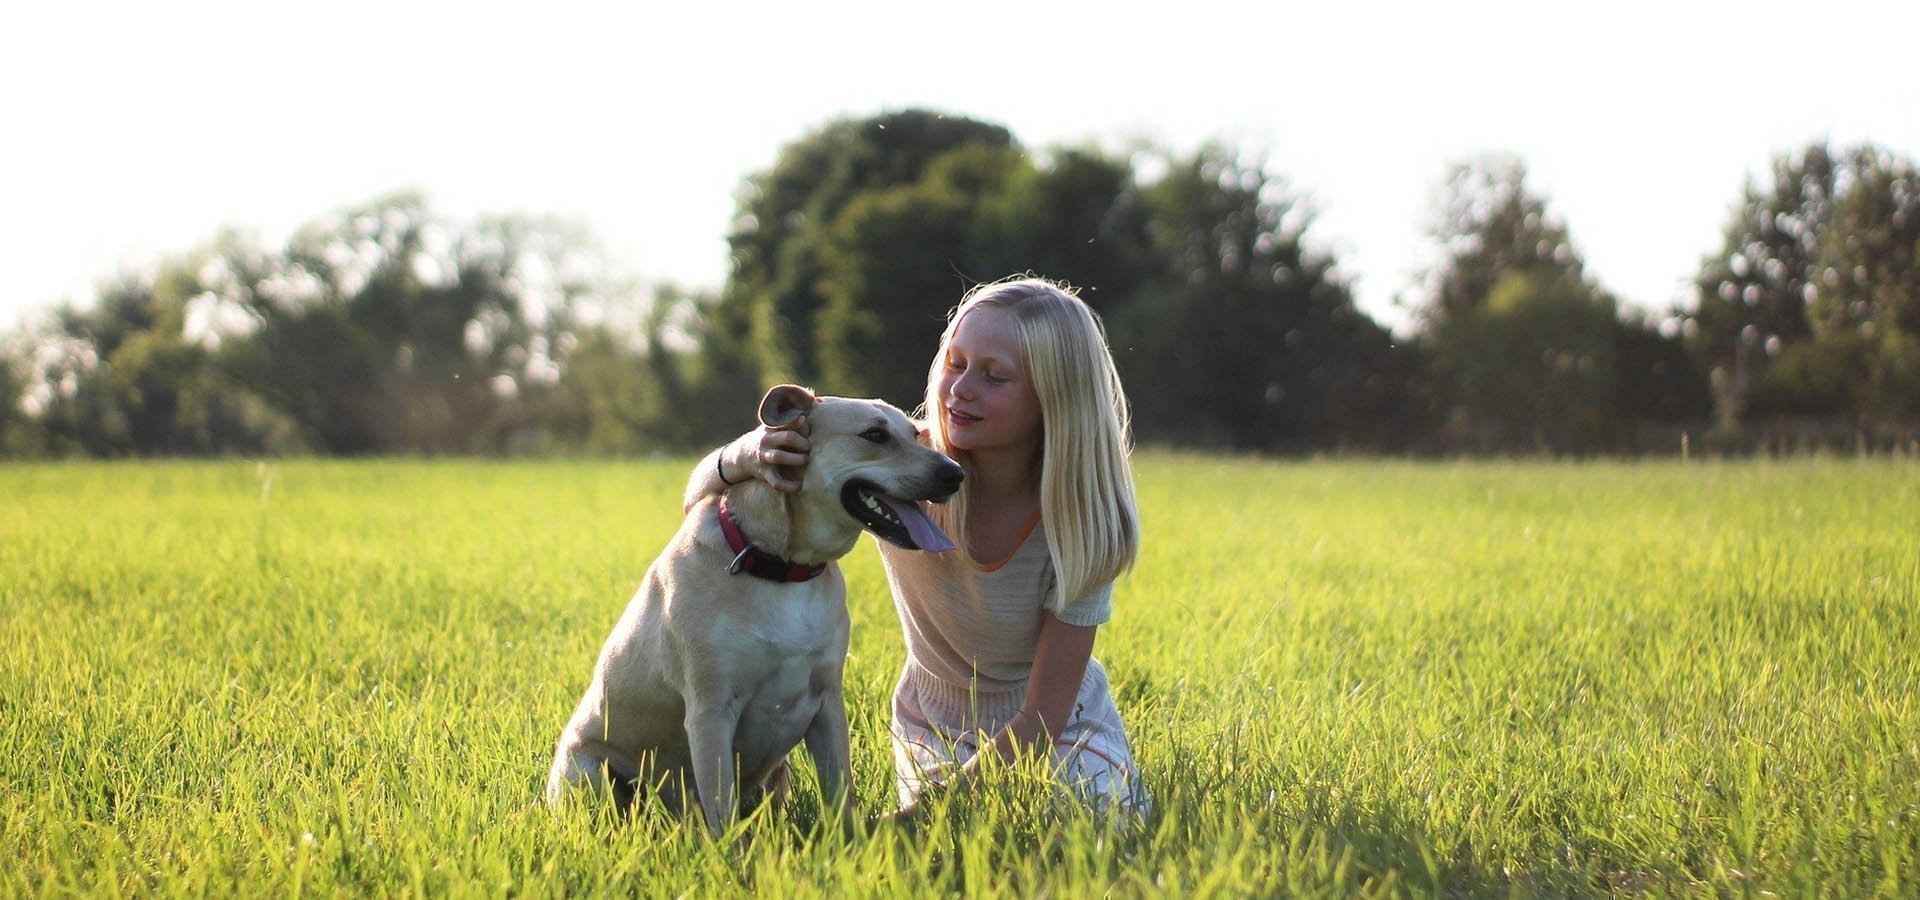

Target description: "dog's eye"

left=860, top=427, right=891, bottom=444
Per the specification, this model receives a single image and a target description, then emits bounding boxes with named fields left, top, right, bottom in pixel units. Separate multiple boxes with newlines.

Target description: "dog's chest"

left=733, top=659, right=824, bottom=758
left=733, top=599, right=841, bottom=697
left=730, top=603, right=841, bottom=762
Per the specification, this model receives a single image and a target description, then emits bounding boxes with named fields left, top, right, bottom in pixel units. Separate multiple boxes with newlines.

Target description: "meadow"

left=1, top=456, right=1915, bottom=897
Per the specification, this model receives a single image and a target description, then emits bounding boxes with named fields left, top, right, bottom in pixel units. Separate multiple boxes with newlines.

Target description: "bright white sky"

left=3, top=0, right=1915, bottom=336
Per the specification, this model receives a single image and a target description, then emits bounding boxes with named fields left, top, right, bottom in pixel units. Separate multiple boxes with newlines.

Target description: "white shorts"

left=889, top=657, right=1150, bottom=819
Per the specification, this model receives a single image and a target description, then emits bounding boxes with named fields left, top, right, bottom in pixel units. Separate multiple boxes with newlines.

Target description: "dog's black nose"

left=937, top=461, right=965, bottom=492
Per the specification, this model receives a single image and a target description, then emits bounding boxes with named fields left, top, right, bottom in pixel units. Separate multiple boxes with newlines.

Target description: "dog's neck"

left=720, top=480, right=861, bottom=565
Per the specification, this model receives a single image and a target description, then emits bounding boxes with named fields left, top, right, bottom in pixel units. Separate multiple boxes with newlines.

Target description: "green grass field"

left=2, top=456, right=1916, bottom=897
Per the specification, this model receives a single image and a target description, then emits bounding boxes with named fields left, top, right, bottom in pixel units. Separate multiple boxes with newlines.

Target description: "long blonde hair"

left=918, top=277, right=1139, bottom=612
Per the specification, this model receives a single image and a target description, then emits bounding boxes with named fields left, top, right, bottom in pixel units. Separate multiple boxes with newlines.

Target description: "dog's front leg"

left=803, top=687, right=856, bottom=827
left=685, top=700, right=741, bottom=837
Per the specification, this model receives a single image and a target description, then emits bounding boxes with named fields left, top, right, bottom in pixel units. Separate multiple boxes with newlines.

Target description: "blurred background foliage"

left=3, top=109, right=1916, bottom=458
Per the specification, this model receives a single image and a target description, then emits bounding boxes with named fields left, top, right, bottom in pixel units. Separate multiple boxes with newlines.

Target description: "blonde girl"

left=689, top=276, right=1149, bottom=819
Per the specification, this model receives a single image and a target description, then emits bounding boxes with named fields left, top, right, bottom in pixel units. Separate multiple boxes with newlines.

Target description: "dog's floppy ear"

left=758, top=384, right=818, bottom=435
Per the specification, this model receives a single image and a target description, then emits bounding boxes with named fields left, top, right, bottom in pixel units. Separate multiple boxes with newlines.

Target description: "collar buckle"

left=716, top=495, right=828, bottom=584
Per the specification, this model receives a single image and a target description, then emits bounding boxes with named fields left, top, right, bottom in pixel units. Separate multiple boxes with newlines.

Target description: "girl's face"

left=937, top=305, right=1042, bottom=454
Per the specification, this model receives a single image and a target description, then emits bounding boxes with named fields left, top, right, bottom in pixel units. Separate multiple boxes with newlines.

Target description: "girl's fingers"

left=766, top=432, right=810, bottom=454
left=765, top=462, right=802, bottom=492
left=729, top=428, right=808, bottom=491
left=758, top=431, right=809, bottom=467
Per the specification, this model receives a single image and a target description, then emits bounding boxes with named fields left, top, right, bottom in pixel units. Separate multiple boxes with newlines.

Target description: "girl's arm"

left=681, top=443, right=736, bottom=512
left=965, top=613, right=1096, bottom=774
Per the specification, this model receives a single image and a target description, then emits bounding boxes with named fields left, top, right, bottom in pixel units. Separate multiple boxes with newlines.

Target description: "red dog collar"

left=716, top=496, right=828, bottom=583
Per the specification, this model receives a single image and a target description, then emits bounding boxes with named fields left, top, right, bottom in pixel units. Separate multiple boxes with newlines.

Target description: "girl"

left=687, top=277, right=1148, bottom=819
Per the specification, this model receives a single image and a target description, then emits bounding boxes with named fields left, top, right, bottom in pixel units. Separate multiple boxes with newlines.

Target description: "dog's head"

left=758, top=384, right=963, bottom=552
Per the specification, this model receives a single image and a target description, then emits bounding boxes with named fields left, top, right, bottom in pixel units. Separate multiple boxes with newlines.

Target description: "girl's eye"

left=984, top=372, right=1009, bottom=384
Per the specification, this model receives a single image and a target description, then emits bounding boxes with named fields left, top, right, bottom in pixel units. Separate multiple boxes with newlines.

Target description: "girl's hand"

left=875, top=801, right=921, bottom=832
left=874, top=772, right=957, bottom=831
left=722, top=426, right=810, bottom=493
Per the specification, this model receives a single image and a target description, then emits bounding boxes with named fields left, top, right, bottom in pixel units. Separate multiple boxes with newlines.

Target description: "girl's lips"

left=946, top=407, right=982, bottom=425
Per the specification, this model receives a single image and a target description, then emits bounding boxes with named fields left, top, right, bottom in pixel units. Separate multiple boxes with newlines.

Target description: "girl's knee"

left=1053, top=741, right=1150, bottom=819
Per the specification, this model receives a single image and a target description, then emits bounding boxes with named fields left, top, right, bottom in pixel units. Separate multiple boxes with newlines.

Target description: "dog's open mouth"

left=841, top=481, right=957, bottom=552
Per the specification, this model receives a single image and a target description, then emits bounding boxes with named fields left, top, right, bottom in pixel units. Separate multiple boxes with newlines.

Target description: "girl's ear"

left=758, top=384, right=818, bottom=434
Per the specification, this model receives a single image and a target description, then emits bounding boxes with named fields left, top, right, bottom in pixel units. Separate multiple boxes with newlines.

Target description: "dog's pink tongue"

left=881, top=495, right=957, bottom=553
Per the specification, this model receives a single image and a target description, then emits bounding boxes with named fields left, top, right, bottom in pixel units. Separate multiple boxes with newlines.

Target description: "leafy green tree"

left=0, top=335, right=32, bottom=454
left=1611, top=312, right=1712, bottom=428
left=727, top=115, right=1419, bottom=451
left=747, top=118, right=1175, bottom=417
left=669, top=288, right=775, bottom=447
left=27, top=263, right=292, bottom=455
left=970, top=145, right=1157, bottom=318
left=1690, top=144, right=1834, bottom=425
left=814, top=144, right=1025, bottom=407
left=1430, top=270, right=1619, bottom=452
left=1418, top=154, right=1714, bottom=450
left=51, top=269, right=173, bottom=361
left=9, top=191, right=695, bottom=458
left=103, top=332, right=228, bottom=454
left=1119, top=144, right=1408, bottom=451
left=105, top=264, right=282, bottom=454
left=1809, top=149, right=1920, bottom=420
left=1812, top=151, right=1920, bottom=335
left=225, top=193, right=592, bottom=454
left=1423, top=155, right=1584, bottom=323
left=535, top=327, right=663, bottom=454
left=1693, top=142, right=1920, bottom=425
left=24, top=352, right=123, bottom=456
left=25, top=274, right=172, bottom=456
left=1748, top=332, right=1872, bottom=418
left=722, top=109, right=1014, bottom=391
left=535, top=286, right=710, bottom=454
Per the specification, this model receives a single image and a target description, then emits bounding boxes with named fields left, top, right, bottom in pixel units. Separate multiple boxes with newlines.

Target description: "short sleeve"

left=1052, top=578, right=1113, bottom=627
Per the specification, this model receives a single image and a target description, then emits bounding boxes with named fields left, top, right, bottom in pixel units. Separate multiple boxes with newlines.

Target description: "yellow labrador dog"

left=544, top=385, right=962, bottom=834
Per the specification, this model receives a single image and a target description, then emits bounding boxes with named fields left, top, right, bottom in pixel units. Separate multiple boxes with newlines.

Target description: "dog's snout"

left=935, top=460, right=964, bottom=494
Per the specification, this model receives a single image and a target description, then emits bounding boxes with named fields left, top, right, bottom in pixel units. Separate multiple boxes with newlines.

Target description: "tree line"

left=3, top=109, right=1916, bottom=458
